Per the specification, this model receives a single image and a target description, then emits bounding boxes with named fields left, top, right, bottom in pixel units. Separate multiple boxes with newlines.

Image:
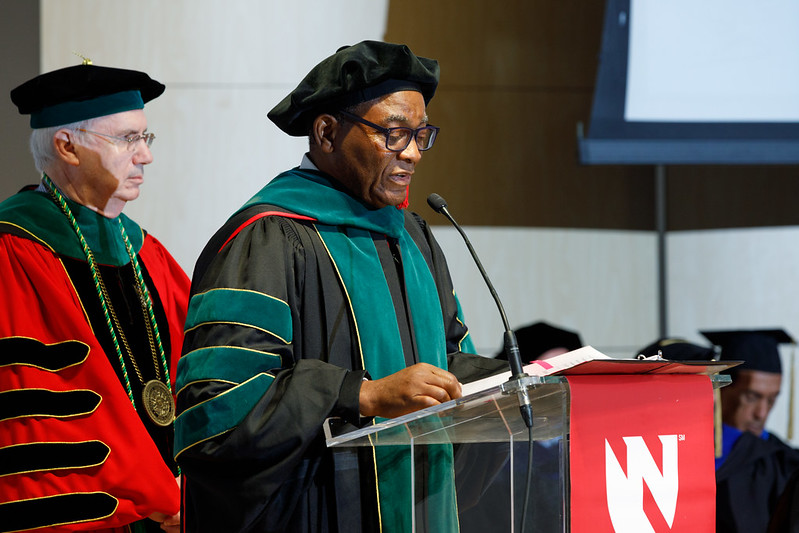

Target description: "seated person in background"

left=699, top=329, right=799, bottom=533
left=635, top=336, right=717, bottom=361
left=494, top=320, right=582, bottom=362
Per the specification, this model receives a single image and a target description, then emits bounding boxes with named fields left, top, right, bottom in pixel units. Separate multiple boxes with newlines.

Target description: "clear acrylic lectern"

left=325, top=372, right=732, bottom=533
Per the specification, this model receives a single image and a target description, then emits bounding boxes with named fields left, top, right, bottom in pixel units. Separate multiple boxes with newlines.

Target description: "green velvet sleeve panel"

left=174, top=213, right=368, bottom=532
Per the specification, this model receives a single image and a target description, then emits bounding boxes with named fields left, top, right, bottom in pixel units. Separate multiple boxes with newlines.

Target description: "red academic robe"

left=0, top=229, right=189, bottom=532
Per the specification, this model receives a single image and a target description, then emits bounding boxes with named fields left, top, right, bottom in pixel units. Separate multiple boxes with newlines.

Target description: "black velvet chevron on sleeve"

left=0, top=337, right=89, bottom=371
left=0, top=389, right=101, bottom=421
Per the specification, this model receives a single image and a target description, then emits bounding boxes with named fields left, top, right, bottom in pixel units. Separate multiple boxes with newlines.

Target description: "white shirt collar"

left=300, top=153, right=318, bottom=170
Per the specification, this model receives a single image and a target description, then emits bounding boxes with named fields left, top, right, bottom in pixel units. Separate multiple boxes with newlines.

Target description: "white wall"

left=41, top=1, right=799, bottom=445
left=434, top=226, right=658, bottom=358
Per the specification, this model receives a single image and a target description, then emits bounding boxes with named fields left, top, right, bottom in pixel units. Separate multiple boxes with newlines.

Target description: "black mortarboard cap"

left=496, top=321, right=583, bottom=361
left=700, top=328, right=795, bottom=374
left=11, top=62, right=165, bottom=129
left=268, top=40, right=440, bottom=136
left=636, top=337, right=717, bottom=361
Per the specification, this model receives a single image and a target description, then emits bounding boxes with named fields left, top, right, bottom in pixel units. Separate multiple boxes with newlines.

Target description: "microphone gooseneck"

left=426, top=193, right=533, bottom=428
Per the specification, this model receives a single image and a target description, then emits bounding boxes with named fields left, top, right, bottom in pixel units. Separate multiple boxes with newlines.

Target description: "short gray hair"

left=29, top=117, right=97, bottom=174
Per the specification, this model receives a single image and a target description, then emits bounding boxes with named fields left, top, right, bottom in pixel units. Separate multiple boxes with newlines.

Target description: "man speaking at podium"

left=174, top=41, right=507, bottom=533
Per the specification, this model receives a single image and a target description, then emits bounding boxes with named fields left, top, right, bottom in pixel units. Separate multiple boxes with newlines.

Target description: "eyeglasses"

left=76, top=128, right=156, bottom=151
left=339, top=111, right=439, bottom=152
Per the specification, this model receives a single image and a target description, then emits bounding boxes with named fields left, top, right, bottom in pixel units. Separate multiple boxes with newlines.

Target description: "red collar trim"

left=219, top=211, right=316, bottom=252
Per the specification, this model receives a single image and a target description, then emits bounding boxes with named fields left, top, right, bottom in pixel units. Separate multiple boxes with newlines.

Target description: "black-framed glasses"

left=339, top=110, right=439, bottom=152
left=76, top=128, right=156, bottom=152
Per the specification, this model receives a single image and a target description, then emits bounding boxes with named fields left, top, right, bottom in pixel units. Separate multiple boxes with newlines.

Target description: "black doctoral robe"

left=716, top=431, right=799, bottom=533
left=174, top=170, right=506, bottom=533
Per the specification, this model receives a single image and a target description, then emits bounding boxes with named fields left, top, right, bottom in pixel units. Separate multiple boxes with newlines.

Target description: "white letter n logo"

left=605, top=435, right=679, bottom=532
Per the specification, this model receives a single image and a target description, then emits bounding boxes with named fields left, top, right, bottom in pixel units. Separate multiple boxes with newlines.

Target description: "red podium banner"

left=568, top=374, right=716, bottom=532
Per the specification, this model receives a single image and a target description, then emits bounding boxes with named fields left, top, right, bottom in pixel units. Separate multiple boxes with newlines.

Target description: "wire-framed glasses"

left=339, top=111, right=439, bottom=152
left=76, top=128, right=156, bottom=151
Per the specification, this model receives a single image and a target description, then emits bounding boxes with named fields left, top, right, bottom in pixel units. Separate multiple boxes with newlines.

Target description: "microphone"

left=427, top=193, right=533, bottom=428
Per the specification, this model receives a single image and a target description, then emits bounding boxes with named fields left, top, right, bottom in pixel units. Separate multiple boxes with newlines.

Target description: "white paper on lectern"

left=461, top=345, right=611, bottom=396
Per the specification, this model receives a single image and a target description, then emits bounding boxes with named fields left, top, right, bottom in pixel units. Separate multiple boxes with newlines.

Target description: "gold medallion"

left=142, top=379, right=175, bottom=427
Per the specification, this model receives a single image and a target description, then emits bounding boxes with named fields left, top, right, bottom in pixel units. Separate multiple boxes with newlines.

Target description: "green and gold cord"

left=43, top=173, right=138, bottom=407
left=118, top=219, right=172, bottom=389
